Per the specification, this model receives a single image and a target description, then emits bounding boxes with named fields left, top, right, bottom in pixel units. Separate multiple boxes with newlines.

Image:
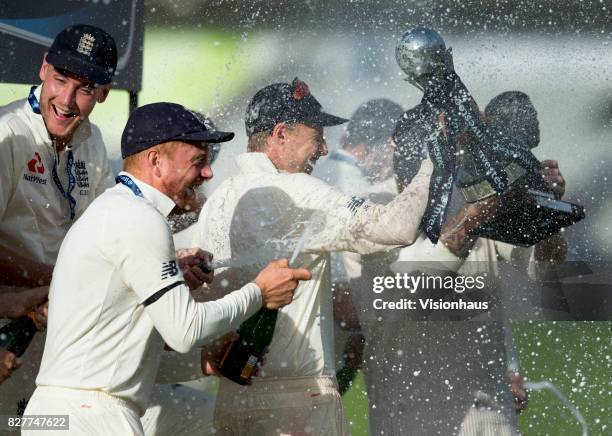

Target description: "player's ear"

left=271, top=123, right=286, bottom=142
left=146, top=148, right=162, bottom=176
left=39, top=54, right=51, bottom=82
left=96, top=85, right=112, bottom=103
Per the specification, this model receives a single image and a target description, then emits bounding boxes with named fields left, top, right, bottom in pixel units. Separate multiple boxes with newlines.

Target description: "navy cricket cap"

left=46, top=24, right=117, bottom=85
left=121, top=102, right=235, bottom=159
left=245, top=77, right=348, bottom=136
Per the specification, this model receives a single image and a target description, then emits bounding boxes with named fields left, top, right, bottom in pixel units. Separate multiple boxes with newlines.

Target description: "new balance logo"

left=346, top=196, right=367, bottom=216
left=161, top=260, right=179, bottom=279
left=27, top=152, right=45, bottom=174
left=76, top=33, right=96, bottom=56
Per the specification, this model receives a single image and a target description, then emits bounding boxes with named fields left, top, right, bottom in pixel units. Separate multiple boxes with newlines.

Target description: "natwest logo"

left=27, top=152, right=45, bottom=174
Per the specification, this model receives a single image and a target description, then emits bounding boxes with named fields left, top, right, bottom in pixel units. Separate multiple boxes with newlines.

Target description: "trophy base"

left=458, top=162, right=526, bottom=203
left=472, top=189, right=585, bottom=246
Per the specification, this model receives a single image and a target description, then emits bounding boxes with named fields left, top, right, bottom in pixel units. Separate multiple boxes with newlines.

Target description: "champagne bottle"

left=0, top=311, right=38, bottom=357
left=218, top=308, right=278, bottom=385
left=336, top=365, right=358, bottom=396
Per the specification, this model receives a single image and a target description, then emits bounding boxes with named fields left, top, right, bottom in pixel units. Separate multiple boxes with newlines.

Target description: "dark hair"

left=343, top=99, right=404, bottom=151
left=485, top=91, right=540, bottom=149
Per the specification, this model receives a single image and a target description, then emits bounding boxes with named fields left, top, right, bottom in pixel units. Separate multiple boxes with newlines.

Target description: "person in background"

left=313, top=98, right=404, bottom=394
left=360, top=91, right=566, bottom=435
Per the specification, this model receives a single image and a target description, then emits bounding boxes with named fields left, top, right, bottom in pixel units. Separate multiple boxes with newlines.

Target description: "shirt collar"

left=118, top=171, right=176, bottom=218
left=26, top=85, right=92, bottom=151
left=235, top=152, right=280, bottom=175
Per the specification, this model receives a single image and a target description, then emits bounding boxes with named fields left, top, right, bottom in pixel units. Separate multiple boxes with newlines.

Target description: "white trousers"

left=214, top=376, right=348, bottom=436
left=22, top=386, right=143, bottom=436
left=141, top=383, right=215, bottom=436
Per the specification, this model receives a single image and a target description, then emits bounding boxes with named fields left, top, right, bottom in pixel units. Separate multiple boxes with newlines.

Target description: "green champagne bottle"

left=218, top=308, right=278, bottom=385
left=0, top=311, right=38, bottom=357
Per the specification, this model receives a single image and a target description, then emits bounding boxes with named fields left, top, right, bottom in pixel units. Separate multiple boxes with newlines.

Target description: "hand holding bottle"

left=253, top=259, right=311, bottom=309
left=0, top=348, right=20, bottom=384
left=0, top=287, right=48, bottom=320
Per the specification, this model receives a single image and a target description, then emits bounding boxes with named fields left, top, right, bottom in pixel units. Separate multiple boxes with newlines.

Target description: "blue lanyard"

left=51, top=151, right=76, bottom=220
left=28, top=86, right=77, bottom=220
left=28, top=86, right=41, bottom=114
left=115, top=175, right=144, bottom=198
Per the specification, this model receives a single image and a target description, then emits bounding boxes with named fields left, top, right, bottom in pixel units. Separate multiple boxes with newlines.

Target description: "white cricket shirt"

left=36, top=173, right=262, bottom=414
left=195, top=152, right=432, bottom=378
left=0, top=85, right=115, bottom=265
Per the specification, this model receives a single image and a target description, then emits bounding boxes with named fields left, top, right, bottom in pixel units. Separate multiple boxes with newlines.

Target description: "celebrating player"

left=23, top=102, right=311, bottom=435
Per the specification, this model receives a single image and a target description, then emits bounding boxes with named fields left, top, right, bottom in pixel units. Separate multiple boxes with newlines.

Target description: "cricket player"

left=23, top=102, right=311, bottom=435
left=362, top=92, right=567, bottom=436
left=0, top=24, right=117, bottom=421
left=194, top=78, right=433, bottom=435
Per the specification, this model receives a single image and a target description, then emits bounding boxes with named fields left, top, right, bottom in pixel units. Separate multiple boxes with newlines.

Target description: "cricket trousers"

left=214, top=376, right=349, bottom=436
left=22, top=386, right=143, bottom=435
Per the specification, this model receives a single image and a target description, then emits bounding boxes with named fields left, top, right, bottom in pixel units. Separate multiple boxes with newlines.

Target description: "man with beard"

left=23, top=102, right=310, bottom=435
left=194, top=78, right=434, bottom=435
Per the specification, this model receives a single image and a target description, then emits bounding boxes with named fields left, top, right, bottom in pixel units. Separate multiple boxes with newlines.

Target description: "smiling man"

left=195, top=78, right=434, bottom=436
left=0, top=24, right=116, bottom=289
left=23, top=102, right=310, bottom=435
left=0, top=24, right=117, bottom=421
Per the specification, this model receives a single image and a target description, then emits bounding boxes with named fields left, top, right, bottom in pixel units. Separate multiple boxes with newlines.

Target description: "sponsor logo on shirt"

left=27, top=152, right=45, bottom=174
left=23, top=152, right=47, bottom=184
left=75, top=160, right=90, bottom=195
left=161, top=260, right=179, bottom=279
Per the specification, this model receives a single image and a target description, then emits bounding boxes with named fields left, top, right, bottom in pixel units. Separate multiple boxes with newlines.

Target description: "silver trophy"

left=396, top=27, right=454, bottom=92
left=394, top=27, right=585, bottom=246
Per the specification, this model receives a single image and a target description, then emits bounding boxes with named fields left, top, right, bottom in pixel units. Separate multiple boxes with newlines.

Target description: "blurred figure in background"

left=360, top=90, right=567, bottom=436
left=313, top=98, right=404, bottom=395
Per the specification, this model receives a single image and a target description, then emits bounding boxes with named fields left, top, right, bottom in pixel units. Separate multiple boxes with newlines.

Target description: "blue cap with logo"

left=245, top=77, right=348, bottom=136
left=47, top=24, right=117, bottom=85
left=121, top=102, right=235, bottom=159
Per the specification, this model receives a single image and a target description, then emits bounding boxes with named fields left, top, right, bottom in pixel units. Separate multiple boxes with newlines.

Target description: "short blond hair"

left=122, top=141, right=182, bottom=171
left=247, top=123, right=301, bottom=152
left=247, top=131, right=271, bottom=152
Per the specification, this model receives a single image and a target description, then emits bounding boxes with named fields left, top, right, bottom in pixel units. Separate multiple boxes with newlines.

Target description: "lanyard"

left=28, top=86, right=41, bottom=114
left=28, top=86, right=77, bottom=220
left=115, top=175, right=144, bottom=198
left=51, top=151, right=76, bottom=220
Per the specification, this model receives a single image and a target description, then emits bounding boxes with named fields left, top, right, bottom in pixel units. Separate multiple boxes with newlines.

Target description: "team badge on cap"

left=245, top=77, right=348, bottom=136
left=76, top=33, right=96, bottom=56
left=292, top=78, right=310, bottom=100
